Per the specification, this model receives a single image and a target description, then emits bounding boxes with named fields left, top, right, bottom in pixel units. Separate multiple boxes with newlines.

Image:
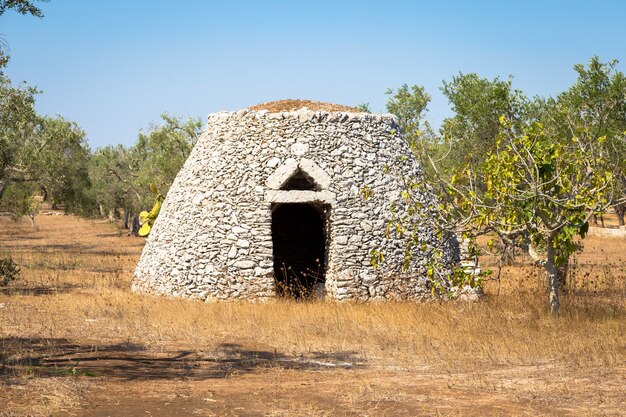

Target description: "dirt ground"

left=3, top=340, right=624, bottom=416
left=41, top=365, right=626, bottom=416
left=1, top=214, right=624, bottom=416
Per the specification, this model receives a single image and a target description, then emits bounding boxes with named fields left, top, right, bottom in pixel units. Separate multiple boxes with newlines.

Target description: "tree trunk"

left=590, top=213, right=605, bottom=227
left=0, top=179, right=6, bottom=200
left=545, top=239, right=560, bottom=315
left=501, top=243, right=516, bottom=266
left=557, top=258, right=569, bottom=291
left=130, top=215, right=140, bottom=236
left=123, top=210, right=130, bottom=229
left=615, top=203, right=625, bottom=227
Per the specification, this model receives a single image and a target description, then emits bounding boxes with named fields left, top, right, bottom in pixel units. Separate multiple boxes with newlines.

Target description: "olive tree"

left=440, top=73, right=530, bottom=174
left=542, top=57, right=626, bottom=225
left=0, top=73, right=39, bottom=199
left=88, top=114, right=201, bottom=233
left=0, top=181, right=39, bottom=227
left=1, top=72, right=93, bottom=217
left=386, top=84, right=431, bottom=141
left=25, top=116, right=92, bottom=212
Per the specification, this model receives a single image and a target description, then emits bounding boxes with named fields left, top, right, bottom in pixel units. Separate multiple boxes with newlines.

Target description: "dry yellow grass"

left=480, top=231, right=626, bottom=297
left=3, top=289, right=624, bottom=370
left=1, top=214, right=625, bottom=416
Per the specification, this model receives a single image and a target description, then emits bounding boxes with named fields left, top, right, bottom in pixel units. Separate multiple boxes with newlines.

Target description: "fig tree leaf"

left=139, top=211, right=150, bottom=224
left=138, top=222, right=152, bottom=237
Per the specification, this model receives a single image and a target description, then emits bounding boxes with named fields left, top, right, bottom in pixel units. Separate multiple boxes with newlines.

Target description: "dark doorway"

left=271, top=203, right=328, bottom=299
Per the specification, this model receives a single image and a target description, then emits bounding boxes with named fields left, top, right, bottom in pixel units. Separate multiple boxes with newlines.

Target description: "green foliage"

left=87, top=114, right=199, bottom=231
left=447, top=118, right=618, bottom=313
left=0, top=73, right=39, bottom=182
left=369, top=170, right=481, bottom=299
left=355, top=103, right=371, bottom=113
left=132, top=114, right=200, bottom=204
left=382, top=84, right=488, bottom=298
left=88, top=145, right=133, bottom=217
left=384, top=57, right=623, bottom=312
left=479, top=121, right=602, bottom=258
left=451, top=266, right=490, bottom=290
left=27, top=116, right=93, bottom=213
left=440, top=73, right=529, bottom=173
left=0, top=257, right=20, bottom=286
left=546, top=56, right=626, bottom=222
left=386, top=84, right=431, bottom=143
left=88, top=114, right=199, bottom=215
left=385, top=84, right=442, bottom=179
left=1, top=72, right=92, bottom=214
left=0, top=0, right=45, bottom=17
left=0, top=182, right=39, bottom=225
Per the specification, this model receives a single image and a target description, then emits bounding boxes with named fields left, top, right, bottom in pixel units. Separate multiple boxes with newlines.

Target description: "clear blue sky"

left=1, top=0, right=625, bottom=149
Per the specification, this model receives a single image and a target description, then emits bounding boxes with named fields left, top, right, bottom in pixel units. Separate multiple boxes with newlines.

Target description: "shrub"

left=0, top=257, right=20, bottom=286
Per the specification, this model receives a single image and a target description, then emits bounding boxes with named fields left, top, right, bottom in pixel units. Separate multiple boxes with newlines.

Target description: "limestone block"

left=234, top=260, right=256, bottom=269
left=291, top=142, right=309, bottom=156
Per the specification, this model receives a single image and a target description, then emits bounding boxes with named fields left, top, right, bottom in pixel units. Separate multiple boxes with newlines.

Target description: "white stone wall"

left=132, top=108, right=456, bottom=301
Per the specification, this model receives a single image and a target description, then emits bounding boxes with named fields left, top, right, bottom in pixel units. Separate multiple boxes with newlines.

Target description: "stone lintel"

left=264, top=190, right=336, bottom=205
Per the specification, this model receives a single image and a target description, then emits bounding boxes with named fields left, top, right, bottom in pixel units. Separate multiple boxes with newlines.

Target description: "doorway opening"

left=271, top=203, right=329, bottom=299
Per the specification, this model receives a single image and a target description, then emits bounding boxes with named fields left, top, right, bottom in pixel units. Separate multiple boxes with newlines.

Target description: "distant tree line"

left=0, top=54, right=200, bottom=230
left=0, top=66, right=200, bottom=230
left=88, top=114, right=200, bottom=233
left=0, top=0, right=202, bottom=232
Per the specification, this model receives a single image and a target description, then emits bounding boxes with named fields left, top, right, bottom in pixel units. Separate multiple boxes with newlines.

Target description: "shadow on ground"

left=0, top=284, right=80, bottom=296
left=0, top=337, right=364, bottom=381
left=0, top=243, right=142, bottom=256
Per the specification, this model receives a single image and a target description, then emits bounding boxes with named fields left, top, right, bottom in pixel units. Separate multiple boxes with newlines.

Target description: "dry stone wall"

left=132, top=107, right=457, bottom=301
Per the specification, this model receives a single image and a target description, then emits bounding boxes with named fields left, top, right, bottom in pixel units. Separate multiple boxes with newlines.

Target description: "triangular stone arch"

left=281, top=168, right=319, bottom=191
left=266, top=158, right=331, bottom=191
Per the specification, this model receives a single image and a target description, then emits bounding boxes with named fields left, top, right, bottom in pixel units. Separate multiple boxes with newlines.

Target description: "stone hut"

left=132, top=100, right=457, bottom=301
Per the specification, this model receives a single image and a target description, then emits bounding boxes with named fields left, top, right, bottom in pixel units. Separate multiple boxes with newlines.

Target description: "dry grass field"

left=0, top=214, right=624, bottom=416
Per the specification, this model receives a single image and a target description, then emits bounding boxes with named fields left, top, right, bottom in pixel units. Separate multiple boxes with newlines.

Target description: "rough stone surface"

left=132, top=104, right=458, bottom=301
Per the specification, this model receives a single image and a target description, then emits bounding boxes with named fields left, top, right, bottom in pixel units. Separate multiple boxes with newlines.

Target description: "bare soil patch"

left=1, top=214, right=625, bottom=416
